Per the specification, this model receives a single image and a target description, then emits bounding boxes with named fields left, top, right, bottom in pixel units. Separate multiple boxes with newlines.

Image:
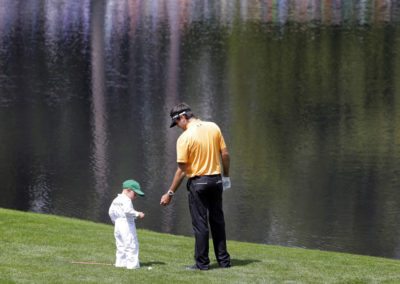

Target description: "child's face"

left=124, top=189, right=137, bottom=200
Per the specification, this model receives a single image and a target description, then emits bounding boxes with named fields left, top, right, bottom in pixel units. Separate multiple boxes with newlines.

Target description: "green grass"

left=1, top=208, right=399, bottom=283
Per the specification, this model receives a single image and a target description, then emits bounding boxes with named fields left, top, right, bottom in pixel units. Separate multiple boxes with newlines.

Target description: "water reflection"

left=28, top=163, right=52, bottom=213
left=1, top=0, right=400, bottom=259
left=91, top=1, right=109, bottom=219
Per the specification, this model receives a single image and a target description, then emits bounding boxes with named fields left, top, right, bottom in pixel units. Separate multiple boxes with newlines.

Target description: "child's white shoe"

left=115, top=261, right=127, bottom=268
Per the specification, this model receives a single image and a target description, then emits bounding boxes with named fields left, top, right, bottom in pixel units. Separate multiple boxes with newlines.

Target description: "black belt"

left=189, top=174, right=221, bottom=181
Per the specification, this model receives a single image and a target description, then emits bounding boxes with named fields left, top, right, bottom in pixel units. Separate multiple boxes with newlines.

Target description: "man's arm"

left=160, top=163, right=186, bottom=206
left=221, top=148, right=230, bottom=177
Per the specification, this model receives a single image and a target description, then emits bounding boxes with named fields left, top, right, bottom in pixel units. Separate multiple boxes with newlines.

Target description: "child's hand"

left=138, top=212, right=145, bottom=219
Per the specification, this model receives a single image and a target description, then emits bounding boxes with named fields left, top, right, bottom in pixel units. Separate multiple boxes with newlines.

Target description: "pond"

left=1, top=0, right=400, bottom=259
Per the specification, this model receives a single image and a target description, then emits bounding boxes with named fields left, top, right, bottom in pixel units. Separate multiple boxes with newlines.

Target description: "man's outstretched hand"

left=160, top=193, right=172, bottom=206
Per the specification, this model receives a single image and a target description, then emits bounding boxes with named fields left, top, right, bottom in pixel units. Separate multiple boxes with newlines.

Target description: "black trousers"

left=187, top=175, right=231, bottom=269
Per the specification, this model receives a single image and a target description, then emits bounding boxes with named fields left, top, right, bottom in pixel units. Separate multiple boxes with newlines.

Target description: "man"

left=160, top=102, right=231, bottom=270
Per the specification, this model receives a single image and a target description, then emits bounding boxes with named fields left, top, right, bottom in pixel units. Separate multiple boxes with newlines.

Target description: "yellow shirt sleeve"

left=176, top=134, right=189, bottom=163
left=217, top=125, right=227, bottom=150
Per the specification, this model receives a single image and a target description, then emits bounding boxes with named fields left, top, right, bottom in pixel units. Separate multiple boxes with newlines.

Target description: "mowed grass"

left=1, top=208, right=400, bottom=283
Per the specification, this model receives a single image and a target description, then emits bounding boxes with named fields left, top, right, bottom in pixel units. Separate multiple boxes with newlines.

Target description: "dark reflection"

left=90, top=0, right=109, bottom=219
left=1, top=0, right=400, bottom=260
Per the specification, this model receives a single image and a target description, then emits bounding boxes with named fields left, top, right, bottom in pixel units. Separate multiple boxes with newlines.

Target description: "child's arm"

left=123, top=201, right=144, bottom=220
left=108, top=203, right=117, bottom=224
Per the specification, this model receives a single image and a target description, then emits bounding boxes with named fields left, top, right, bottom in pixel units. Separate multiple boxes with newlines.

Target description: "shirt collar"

left=186, top=119, right=201, bottom=130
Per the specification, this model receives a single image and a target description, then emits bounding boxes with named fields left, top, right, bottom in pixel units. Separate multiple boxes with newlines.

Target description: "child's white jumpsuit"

left=108, top=193, right=140, bottom=269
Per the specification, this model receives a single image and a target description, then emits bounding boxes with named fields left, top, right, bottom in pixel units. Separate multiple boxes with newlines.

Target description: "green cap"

left=122, top=179, right=145, bottom=196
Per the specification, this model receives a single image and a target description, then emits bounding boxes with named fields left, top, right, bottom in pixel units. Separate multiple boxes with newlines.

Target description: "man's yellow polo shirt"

left=176, top=120, right=226, bottom=178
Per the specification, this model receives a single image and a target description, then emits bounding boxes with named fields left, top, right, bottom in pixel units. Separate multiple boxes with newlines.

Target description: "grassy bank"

left=0, top=208, right=399, bottom=283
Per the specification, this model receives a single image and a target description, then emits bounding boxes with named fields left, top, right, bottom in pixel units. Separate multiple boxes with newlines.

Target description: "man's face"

left=176, top=115, right=187, bottom=130
left=171, top=110, right=190, bottom=129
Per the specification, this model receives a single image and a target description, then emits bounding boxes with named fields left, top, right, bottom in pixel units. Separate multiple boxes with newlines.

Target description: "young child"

left=108, top=179, right=145, bottom=269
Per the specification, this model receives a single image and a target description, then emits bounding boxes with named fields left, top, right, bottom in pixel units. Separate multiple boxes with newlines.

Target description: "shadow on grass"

left=231, top=259, right=261, bottom=266
left=209, top=258, right=261, bottom=269
left=141, top=261, right=166, bottom=266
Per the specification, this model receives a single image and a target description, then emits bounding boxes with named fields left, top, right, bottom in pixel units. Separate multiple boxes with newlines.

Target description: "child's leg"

left=114, top=221, right=127, bottom=267
left=126, top=223, right=140, bottom=269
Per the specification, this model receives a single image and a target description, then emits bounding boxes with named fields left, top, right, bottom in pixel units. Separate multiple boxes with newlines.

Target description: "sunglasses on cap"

left=171, top=111, right=187, bottom=120
left=170, top=111, right=188, bottom=128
